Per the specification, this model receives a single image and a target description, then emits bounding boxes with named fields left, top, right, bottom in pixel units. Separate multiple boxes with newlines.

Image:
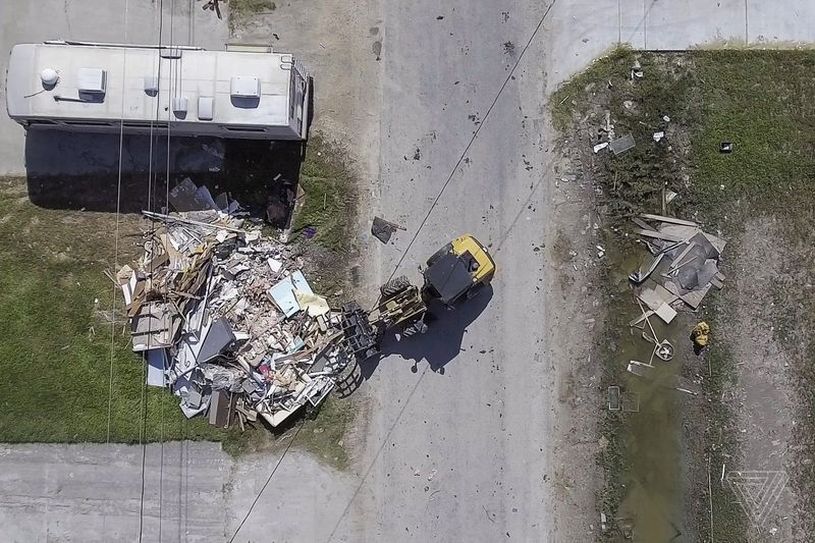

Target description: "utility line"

left=226, top=2, right=560, bottom=541
left=138, top=1, right=168, bottom=540
left=382, top=0, right=558, bottom=284
left=106, top=0, right=131, bottom=444
left=325, top=3, right=559, bottom=541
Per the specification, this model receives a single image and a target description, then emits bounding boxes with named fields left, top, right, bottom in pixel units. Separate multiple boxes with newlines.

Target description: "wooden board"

left=640, top=213, right=699, bottom=227
left=670, top=241, right=696, bottom=269
left=633, top=228, right=686, bottom=242
left=632, top=217, right=657, bottom=231
left=655, top=302, right=677, bottom=324
left=680, top=284, right=711, bottom=310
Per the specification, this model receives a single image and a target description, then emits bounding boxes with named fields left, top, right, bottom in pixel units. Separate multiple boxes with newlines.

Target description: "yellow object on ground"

left=691, top=321, right=710, bottom=347
left=450, top=234, right=496, bottom=283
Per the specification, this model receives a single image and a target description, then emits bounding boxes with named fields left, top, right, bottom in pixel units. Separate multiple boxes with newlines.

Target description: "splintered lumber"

left=633, top=229, right=686, bottom=242
left=632, top=217, right=657, bottom=231
left=680, top=284, right=711, bottom=310
left=670, top=242, right=696, bottom=270
left=639, top=214, right=699, bottom=227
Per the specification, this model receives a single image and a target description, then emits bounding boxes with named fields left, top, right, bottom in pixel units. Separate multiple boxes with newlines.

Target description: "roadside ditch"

left=551, top=48, right=815, bottom=542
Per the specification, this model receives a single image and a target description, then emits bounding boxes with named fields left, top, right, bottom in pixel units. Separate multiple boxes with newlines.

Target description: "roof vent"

left=77, top=67, right=107, bottom=94
left=144, top=76, right=159, bottom=97
left=172, top=96, right=189, bottom=119
left=230, top=76, right=261, bottom=99
left=40, top=68, right=59, bottom=88
left=198, top=96, right=214, bottom=120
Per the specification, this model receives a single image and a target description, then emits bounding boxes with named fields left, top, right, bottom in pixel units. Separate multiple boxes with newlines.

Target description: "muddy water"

left=610, top=252, right=686, bottom=541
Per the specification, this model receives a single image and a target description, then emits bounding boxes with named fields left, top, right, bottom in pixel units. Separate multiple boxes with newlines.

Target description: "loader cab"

left=423, top=234, right=495, bottom=306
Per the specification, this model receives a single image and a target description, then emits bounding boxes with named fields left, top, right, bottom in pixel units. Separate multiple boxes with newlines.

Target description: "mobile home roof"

left=6, top=43, right=296, bottom=127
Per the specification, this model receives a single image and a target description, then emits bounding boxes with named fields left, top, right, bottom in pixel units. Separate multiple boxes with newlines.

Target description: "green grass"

left=0, top=180, right=227, bottom=443
left=552, top=49, right=700, bottom=224
left=698, top=307, right=748, bottom=542
left=290, top=135, right=359, bottom=300
left=551, top=46, right=635, bottom=132
left=692, top=51, right=815, bottom=215
left=229, top=0, right=276, bottom=20
left=551, top=49, right=815, bottom=540
left=0, top=135, right=359, bottom=462
left=293, top=134, right=357, bottom=253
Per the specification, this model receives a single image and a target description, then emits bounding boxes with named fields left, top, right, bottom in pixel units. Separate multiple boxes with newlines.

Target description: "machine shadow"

left=334, top=285, right=494, bottom=397
left=24, top=128, right=305, bottom=218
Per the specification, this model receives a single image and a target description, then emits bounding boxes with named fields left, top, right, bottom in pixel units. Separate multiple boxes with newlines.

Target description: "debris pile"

left=630, top=213, right=726, bottom=313
left=115, top=180, right=351, bottom=430
left=621, top=213, right=726, bottom=389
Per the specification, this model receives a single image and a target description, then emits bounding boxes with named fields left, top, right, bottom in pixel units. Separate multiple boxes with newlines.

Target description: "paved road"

left=2, top=0, right=815, bottom=542
left=323, top=1, right=815, bottom=541
left=0, top=443, right=230, bottom=542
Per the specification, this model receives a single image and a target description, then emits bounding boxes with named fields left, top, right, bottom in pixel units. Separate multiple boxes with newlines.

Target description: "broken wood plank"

left=640, top=213, right=699, bottom=227
left=629, top=309, right=656, bottom=327
left=629, top=253, right=664, bottom=284
left=670, top=241, right=697, bottom=270
left=703, top=232, right=727, bottom=255
left=655, top=302, right=677, bottom=324
left=659, top=224, right=701, bottom=240
left=633, top=228, right=686, bottom=242
left=632, top=217, right=657, bottom=231
left=710, top=277, right=724, bottom=290
left=680, top=284, right=711, bottom=310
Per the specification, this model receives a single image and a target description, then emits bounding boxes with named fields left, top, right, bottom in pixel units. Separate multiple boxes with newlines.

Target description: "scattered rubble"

left=116, top=180, right=353, bottom=430
left=623, top=213, right=726, bottom=380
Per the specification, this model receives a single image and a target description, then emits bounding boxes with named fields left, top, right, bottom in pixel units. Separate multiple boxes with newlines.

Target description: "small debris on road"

left=371, top=216, right=405, bottom=244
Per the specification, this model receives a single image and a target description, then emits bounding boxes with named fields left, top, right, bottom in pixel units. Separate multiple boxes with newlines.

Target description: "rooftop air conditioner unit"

left=230, top=76, right=261, bottom=99
left=77, top=67, right=107, bottom=94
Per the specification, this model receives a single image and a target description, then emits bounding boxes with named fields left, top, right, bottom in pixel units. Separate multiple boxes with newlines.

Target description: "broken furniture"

left=116, top=180, right=353, bottom=430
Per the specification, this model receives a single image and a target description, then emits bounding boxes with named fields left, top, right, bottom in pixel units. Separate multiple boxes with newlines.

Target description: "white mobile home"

left=5, top=41, right=310, bottom=140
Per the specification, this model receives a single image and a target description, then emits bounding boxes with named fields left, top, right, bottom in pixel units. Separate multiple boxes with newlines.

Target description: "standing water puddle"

left=608, top=250, right=688, bottom=542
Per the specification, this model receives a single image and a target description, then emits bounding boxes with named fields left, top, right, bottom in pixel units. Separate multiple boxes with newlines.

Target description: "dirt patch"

left=715, top=218, right=802, bottom=540
left=543, top=141, right=607, bottom=541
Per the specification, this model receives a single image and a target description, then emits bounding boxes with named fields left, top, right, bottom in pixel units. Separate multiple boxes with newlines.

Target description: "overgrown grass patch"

left=229, top=0, right=276, bottom=27
left=0, top=135, right=359, bottom=464
left=0, top=179, right=225, bottom=444
left=550, top=48, right=815, bottom=540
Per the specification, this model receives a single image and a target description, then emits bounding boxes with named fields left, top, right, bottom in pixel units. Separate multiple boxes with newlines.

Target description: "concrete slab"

left=0, top=443, right=230, bottom=542
left=749, top=1, right=815, bottom=44
left=224, top=451, right=356, bottom=542
left=647, top=0, right=746, bottom=49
